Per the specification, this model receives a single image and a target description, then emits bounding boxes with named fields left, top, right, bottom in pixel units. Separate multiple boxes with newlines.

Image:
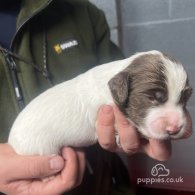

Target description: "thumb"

left=6, top=155, right=64, bottom=182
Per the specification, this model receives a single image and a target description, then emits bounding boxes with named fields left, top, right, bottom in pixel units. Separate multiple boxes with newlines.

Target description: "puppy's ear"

left=108, top=71, right=130, bottom=107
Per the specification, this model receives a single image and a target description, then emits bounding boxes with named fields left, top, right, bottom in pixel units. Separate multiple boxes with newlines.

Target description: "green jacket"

left=0, top=0, right=122, bottom=141
left=0, top=0, right=131, bottom=194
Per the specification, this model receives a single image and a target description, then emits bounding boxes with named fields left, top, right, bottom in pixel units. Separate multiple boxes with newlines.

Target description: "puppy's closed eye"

left=146, top=89, right=167, bottom=104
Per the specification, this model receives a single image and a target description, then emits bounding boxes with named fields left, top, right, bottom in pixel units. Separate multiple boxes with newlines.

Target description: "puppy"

left=8, top=50, right=192, bottom=155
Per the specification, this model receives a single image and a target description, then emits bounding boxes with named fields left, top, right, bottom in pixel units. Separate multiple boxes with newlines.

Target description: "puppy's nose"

left=166, top=124, right=183, bottom=135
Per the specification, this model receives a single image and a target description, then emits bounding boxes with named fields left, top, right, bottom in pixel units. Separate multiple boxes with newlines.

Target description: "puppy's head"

left=108, top=51, right=192, bottom=140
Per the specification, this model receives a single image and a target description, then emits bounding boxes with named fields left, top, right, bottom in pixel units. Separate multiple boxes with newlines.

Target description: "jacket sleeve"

left=87, top=2, right=124, bottom=65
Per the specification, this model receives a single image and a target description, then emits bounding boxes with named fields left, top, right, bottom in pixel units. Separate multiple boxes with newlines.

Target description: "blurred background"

left=90, top=0, right=195, bottom=194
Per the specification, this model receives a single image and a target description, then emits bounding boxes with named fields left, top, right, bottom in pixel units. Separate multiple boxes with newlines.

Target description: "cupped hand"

left=0, top=144, right=85, bottom=195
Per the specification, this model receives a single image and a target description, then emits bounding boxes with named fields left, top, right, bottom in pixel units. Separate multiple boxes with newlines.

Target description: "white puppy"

left=8, top=50, right=192, bottom=155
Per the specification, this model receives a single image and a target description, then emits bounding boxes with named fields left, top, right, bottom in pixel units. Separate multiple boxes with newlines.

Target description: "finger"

left=40, top=147, right=81, bottom=194
left=96, top=105, right=116, bottom=151
left=182, top=110, right=193, bottom=138
left=5, top=154, right=64, bottom=182
left=142, top=139, right=171, bottom=161
left=113, top=105, right=140, bottom=154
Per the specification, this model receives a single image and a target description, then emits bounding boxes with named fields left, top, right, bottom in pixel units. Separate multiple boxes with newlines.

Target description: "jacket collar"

left=17, top=0, right=53, bottom=29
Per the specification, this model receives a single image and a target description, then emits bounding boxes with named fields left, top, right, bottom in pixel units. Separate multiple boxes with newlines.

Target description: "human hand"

left=96, top=105, right=192, bottom=161
left=0, top=144, right=85, bottom=195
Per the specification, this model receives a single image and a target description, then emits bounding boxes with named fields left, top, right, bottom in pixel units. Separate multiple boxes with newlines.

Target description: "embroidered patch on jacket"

left=54, top=39, right=78, bottom=54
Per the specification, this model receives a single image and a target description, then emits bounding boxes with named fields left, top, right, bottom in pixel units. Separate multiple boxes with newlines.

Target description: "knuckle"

left=99, top=141, right=116, bottom=151
left=119, top=120, right=130, bottom=128
left=124, top=148, right=138, bottom=155
left=98, top=118, right=114, bottom=127
left=122, top=142, right=140, bottom=154
left=97, top=111, right=114, bottom=127
left=130, top=142, right=140, bottom=150
left=28, top=162, right=44, bottom=178
left=118, top=123, right=134, bottom=132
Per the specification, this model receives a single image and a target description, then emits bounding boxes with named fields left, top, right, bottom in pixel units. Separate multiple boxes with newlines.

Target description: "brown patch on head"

left=108, top=53, right=168, bottom=126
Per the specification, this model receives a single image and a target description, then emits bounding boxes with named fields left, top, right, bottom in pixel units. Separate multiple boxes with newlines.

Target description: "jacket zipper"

left=8, top=0, right=53, bottom=110
left=1, top=49, right=25, bottom=110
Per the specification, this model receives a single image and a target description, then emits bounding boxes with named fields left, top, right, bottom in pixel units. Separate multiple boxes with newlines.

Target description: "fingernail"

left=102, top=105, right=112, bottom=114
left=50, top=156, right=64, bottom=170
